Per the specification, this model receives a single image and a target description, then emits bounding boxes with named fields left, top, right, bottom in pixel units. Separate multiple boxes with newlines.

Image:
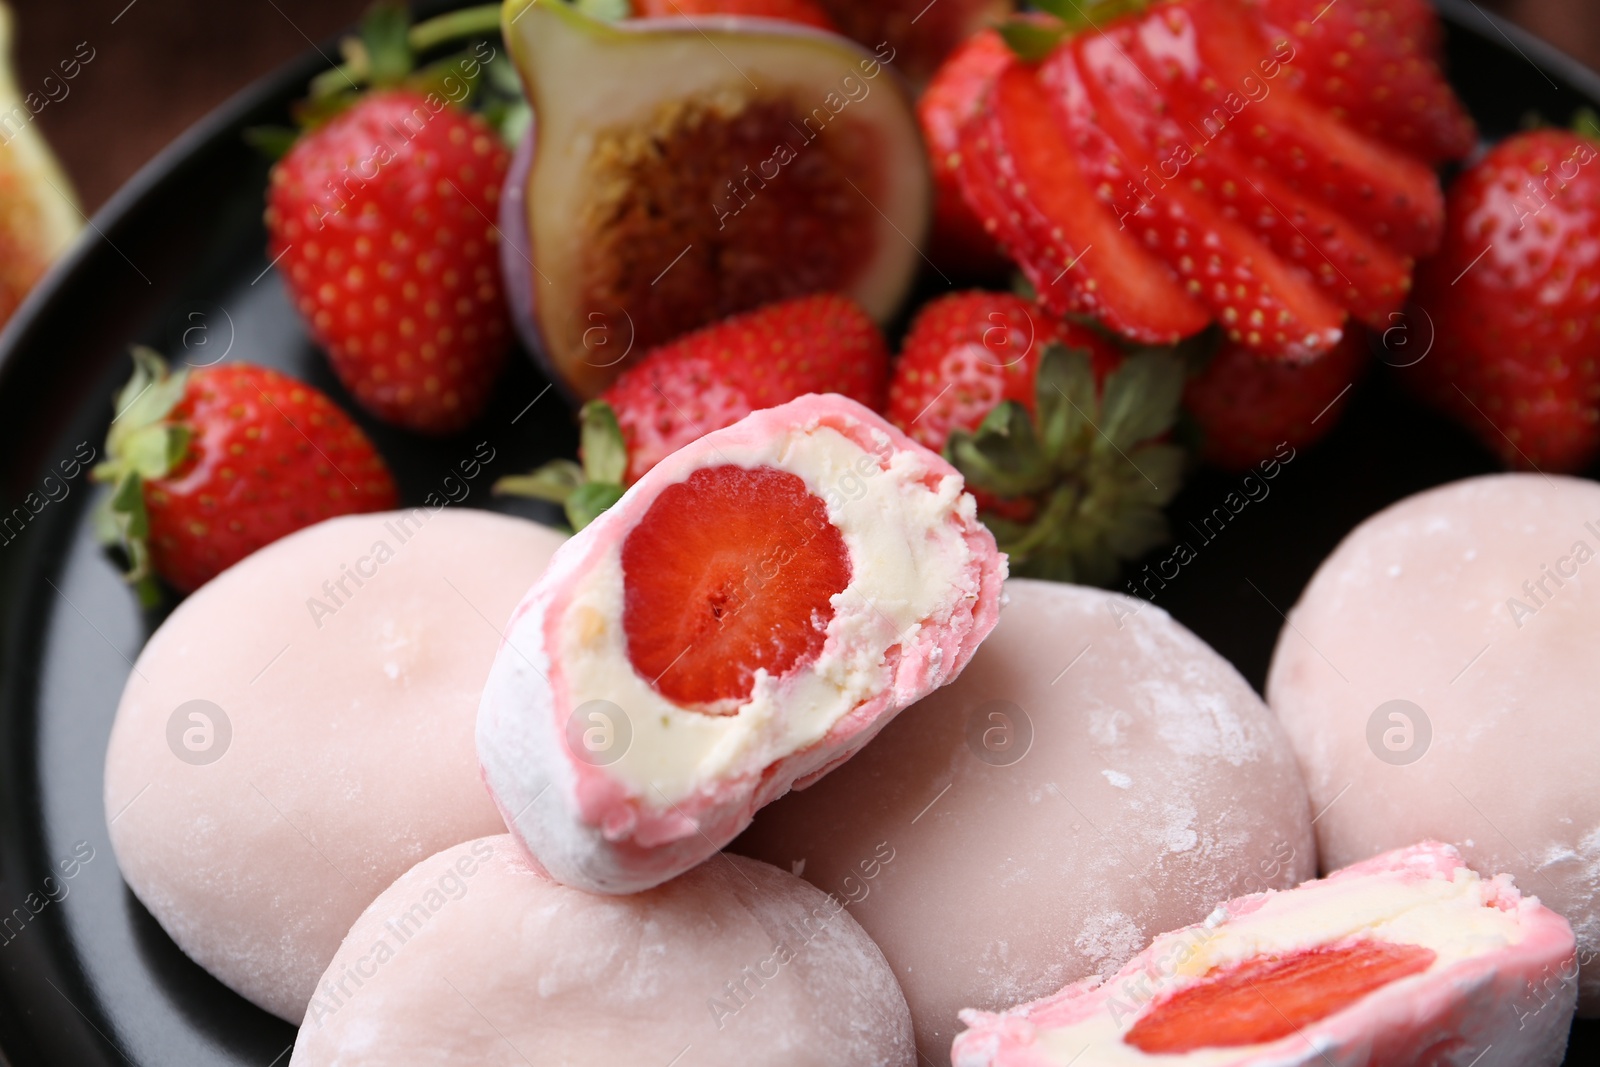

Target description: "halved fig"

left=500, top=0, right=931, bottom=399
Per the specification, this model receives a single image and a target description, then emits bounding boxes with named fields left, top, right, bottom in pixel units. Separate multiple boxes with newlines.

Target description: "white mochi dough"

left=104, top=509, right=565, bottom=1020
left=736, top=579, right=1317, bottom=1063
left=1267, top=473, right=1600, bottom=1015
left=290, top=837, right=915, bottom=1067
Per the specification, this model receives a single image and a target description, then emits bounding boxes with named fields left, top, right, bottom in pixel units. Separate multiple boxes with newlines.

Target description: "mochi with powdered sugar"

left=290, top=836, right=915, bottom=1067
left=104, top=509, right=565, bottom=1022
left=1268, top=472, right=1600, bottom=1015
left=736, top=579, right=1316, bottom=1064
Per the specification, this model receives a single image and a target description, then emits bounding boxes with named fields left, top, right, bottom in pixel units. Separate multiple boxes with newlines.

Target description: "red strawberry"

left=497, top=294, right=889, bottom=528
left=1184, top=331, right=1369, bottom=470
left=1404, top=127, right=1600, bottom=473
left=887, top=290, right=1188, bottom=582
left=630, top=0, right=836, bottom=28
left=1132, top=0, right=1445, bottom=258
left=887, top=290, right=1120, bottom=451
left=93, top=350, right=398, bottom=601
left=1064, top=24, right=1414, bottom=333
left=267, top=89, right=511, bottom=436
left=919, top=29, right=1014, bottom=277
left=1251, top=0, right=1476, bottom=165
left=957, top=60, right=1212, bottom=344
left=622, top=464, right=851, bottom=708
left=1042, top=35, right=1346, bottom=362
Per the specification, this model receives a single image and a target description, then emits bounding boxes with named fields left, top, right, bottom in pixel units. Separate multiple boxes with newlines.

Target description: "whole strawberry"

left=888, top=291, right=1186, bottom=583
left=1405, top=123, right=1600, bottom=472
left=267, top=88, right=510, bottom=435
left=1184, top=331, right=1369, bottom=470
left=497, top=294, right=888, bottom=528
left=93, top=349, right=398, bottom=602
left=888, top=290, right=1120, bottom=452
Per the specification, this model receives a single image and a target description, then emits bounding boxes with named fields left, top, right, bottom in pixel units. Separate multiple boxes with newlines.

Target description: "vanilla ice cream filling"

left=1031, top=867, right=1527, bottom=1065
left=556, top=421, right=976, bottom=803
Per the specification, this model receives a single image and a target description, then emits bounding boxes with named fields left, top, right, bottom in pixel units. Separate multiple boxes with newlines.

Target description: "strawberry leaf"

left=1576, top=107, right=1600, bottom=142
left=566, top=482, right=625, bottom=532
left=945, top=344, right=1187, bottom=584
left=1099, top=351, right=1184, bottom=452
left=494, top=461, right=584, bottom=504
left=998, top=19, right=1065, bottom=62
left=362, top=1, right=415, bottom=88
left=1034, top=343, right=1095, bottom=463
left=495, top=400, right=632, bottom=533
left=580, top=400, right=629, bottom=486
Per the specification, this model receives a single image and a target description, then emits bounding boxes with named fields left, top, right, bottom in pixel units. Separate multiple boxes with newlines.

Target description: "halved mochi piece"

left=952, top=842, right=1577, bottom=1067
left=290, top=838, right=915, bottom=1067
left=501, top=0, right=930, bottom=398
left=477, top=394, right=1004, bottom=894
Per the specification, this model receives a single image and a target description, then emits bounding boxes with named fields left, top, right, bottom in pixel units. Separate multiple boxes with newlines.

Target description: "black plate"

left=0, top=2, right=1593, bottom=1063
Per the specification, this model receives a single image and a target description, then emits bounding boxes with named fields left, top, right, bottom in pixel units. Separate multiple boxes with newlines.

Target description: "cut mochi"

left=1267, top=473, right=1600, bottom=1014
left=951, top=841, right=1577, bottom=1067
left=735, top=579, right=1316, bottom=1063
left=103, top=509, right=564, bottom=1021
left=290, top=836, right=915, bottom=1067
left=477, top=393, right=1004, bottom=894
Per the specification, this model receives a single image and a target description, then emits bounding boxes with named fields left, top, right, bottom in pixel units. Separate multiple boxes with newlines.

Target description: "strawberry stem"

left=494, top=400, right=629, bottom=532
left=309, top=3, right=502, bottom=100
left=409, top=4, right=503, bottom=52
left=92, top=348, right=194, bottom=607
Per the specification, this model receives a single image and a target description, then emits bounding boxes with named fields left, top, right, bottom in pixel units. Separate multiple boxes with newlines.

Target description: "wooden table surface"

left=7, top=0, right=1600, bottom=214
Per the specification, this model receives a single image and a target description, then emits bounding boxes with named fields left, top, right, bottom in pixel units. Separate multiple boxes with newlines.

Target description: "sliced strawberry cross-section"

left=970, top=61, right=1211, bottom=346
left=1133, top=0, right=1445, bottom=259
left=477, top=395, right=1005, bottom=895
left=1125, top=940, right=1437, bottom=1052
left=621, top=465, right=851, bottom=711
left=1063, top=26, right=1412, bottom=332
left=1041, top=36, right=1344, bottom=360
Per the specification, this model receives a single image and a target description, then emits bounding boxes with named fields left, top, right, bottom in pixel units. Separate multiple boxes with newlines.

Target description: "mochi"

left=1268, top=472, right=1600, bottom=1014
left=291, top=837, right=914, bottom=1067
left=737, top=579, right=1316, bottom=1062
left=104, top=508, right=564, bottom=1020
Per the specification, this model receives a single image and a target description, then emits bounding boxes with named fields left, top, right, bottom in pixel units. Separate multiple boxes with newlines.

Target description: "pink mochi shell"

left=477, top=394, right=1005, bottom=894
left=951, top=841, right=1578, bottom=1067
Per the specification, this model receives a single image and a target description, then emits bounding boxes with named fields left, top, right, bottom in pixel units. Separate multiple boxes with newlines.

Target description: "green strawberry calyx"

left=945, top=342, right=1187, bottom=584
left=246, top=1, right=532, bottom=155
left=90, top=347, right=193, bottom=607
left=999, top=0, right=1152, bottom=61
left=494, top=400, right=627, bottom=532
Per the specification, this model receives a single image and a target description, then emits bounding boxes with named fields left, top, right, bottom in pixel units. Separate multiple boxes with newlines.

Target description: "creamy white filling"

left=557, top=421, right=974, bottom=803
left=1031, top=867, right=1526, bottom=1066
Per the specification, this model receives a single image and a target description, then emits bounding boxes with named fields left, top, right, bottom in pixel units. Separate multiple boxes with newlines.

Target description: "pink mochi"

left=290, top=836, right=915, bottom=1066
left=477, top=394, right=1005, bottom=894
left=104, top=509, right=564, bottom=1020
